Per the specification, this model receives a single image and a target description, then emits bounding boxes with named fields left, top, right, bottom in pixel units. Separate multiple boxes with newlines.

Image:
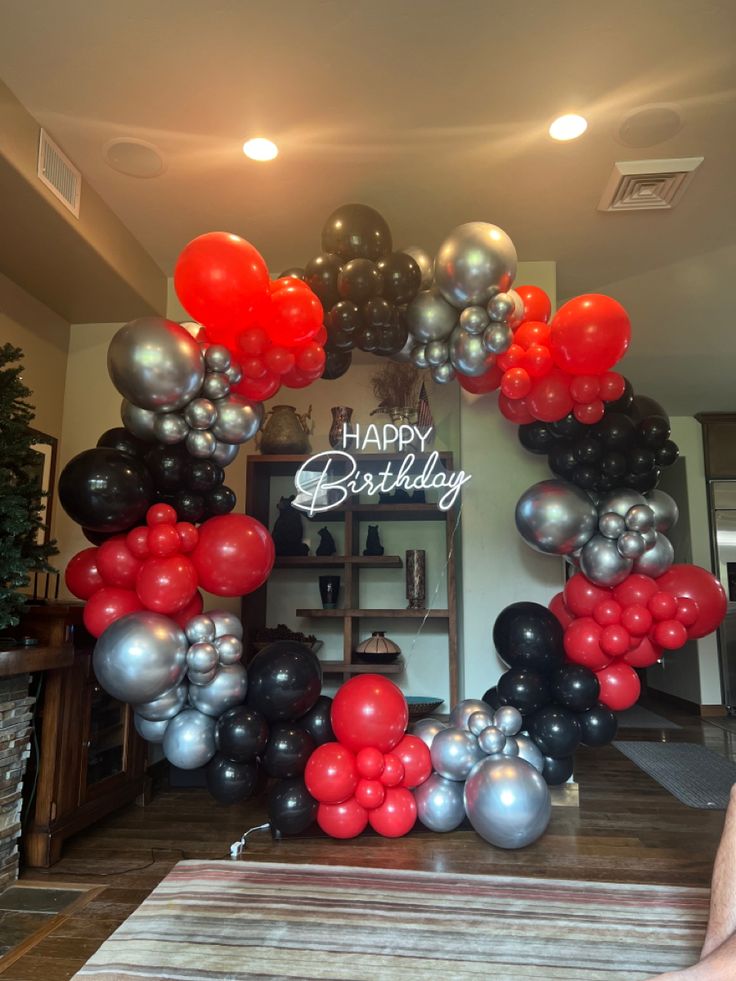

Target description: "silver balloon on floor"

left=449, top=699, right=491, bottom=730
left=494, top=705, right=523, bottom=736
left=431, top=727, right=484, bottom=781
left=188, top=663, right=248, bottom=717
left=162, top=708, right=217, bottom=769
left=464, top=756, right=551, bottom=848
left=515, top=735, right=545, bottom=772
left=410, top=717, right=448, bottom=750
left=434, top=222, right=517, bottom=309
left=93, top=612, right=188, bottom=704
left=515, top=480, right=598, bottom=555
left=414, top=773, right=466, bottom=832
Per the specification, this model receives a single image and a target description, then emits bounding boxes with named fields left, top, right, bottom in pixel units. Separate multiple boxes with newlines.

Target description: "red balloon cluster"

left=66, top=506, right=275, bottom=636
left=491, top=290, right=630, bottom=426
left=174, top=232, right=327, bottom=401
left=550, top=566, right=726, bottom=710
left=304, top=676, right=431, bottom=838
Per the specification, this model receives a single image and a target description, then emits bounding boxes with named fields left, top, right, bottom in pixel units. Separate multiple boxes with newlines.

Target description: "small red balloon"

left=65, top=547, right=103, bottom=600
left=191, top=514, right=274, bottom=597
left=514, top=320, right=551, bottom=350
left=172, top=589, right=204, bottom=628
left=96, top=537, right=141, bottom=589
left=570, top=375, right=601, bottom=404
left=379, top=753, right=405, bottom=787
left=593, top=599, right=622, bottom=627
left=549, top=591, right=575, bottom=628
left=392, top=734, right=432, bottom=789
left=317, top=798, right=368, bottom=839
left=527, top=369, right=574, bottom=423
left=356, top=746, right=384, bottom=780
left=600, top=624, right=630, bottom=658
left=354, top=779, right=385, bottom=810
left=653, top=619, right=688, bottom=650
left=498, top=393, right=535, bottom=424
left=242, top=356, right=267, bottom=380
left=497, top=343, right=525, bottom=372
left=305, top=742, right=358, bottom=804
left=522, top=343, right=553, bottom=379
left=458, top=364, right=502, bottom=394
left=238, top=327, right=269, bottom=357
left=126, top=527, right=150, bottom=559
left=624, top=636, right=662, bottom=668
left=648, top=591, right=678, bottom=621
left=675, top=597, right=700, bottom=627
left=501, top=366, right=532, bottom=400
left=296, top=342, right=326, bottom=375
left=176, top=522, right=199, bottom=554
left=573, top=399, right=605, bottom=425
left=596, top=661, right=641, bottom=711
left=136, top=555, right=198, bottom=614
left=613, top=573, right=659, bottom=609
left=83, top=587, right=143, bottom=638
left=147, top=503, right=177, bottom=526
left=267, top=284, right=323, bottom=347
left=367, top=787, right=417, bottom=838
left=515, top=285, right=552, bottom=323
left=263, top=346, right=296, bottom=376
left=331, top=675, right=409, bottom=754
left=563, top=573, right=611, bottom=618
left=147, top=524, right=181, bottom=558
left=599, top=371, right=626, bottom=402
left=233, top=372, right=281, bottom=401
left=621, top=603, right=653, bottom=636
left=564, top=617, right=612, bottom=671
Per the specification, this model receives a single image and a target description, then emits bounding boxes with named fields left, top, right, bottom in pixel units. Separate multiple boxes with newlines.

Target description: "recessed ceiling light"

left=548, top=114, right=588, bottom=141
left=242, top=137, right=278, bottom=161
left=103, top=138, right=165, bottom=177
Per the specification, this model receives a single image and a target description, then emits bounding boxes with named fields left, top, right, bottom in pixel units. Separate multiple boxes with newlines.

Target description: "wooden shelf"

left=296, top=608, right=449, bottom=619
left=0, top=644, right=74, bottom=678
left=320, top=660, right=405, bottom=675
left=304, top=503, right=446, bottom=522
left=274, top=555, right=403, bottom=569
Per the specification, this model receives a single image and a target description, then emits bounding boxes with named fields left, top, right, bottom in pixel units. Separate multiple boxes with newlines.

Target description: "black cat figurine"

left=316, top=527, right=337, bottom=556
left=272, top=495, right=310, bottom=556
left=363, top=525, right=384, bottom=556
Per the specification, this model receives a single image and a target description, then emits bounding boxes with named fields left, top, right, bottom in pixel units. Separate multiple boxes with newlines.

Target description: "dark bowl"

left=406, top=696, right=444, bottom=719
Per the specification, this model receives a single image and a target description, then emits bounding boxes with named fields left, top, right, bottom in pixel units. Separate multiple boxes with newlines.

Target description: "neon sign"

left=292, top=424, right=471, bottom=516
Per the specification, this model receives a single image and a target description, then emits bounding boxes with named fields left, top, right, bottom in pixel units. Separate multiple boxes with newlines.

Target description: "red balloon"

left=570, top=375, right=600, bottom=404
left=174, top=232, right=270, bottom=336
left=573, top=400, right=605, bottom=425
left=675, top=597, right=700, bottom=627
left=564, top=617, right=612, bottom=671
left=600, top=624, right=630, bottom=658
left=147, top=503, right=177, bottom=526
left=596, top=661, right=641, bottom=711
left=653, top=619, right=688, bottom=650
left=331, top=675, right=408, bottom=754
left=458, top=364, right=502, bottom=394
left=522, top=343, right=553, bottom=379
left=621, top=603, right=653, bottom=636
left=515, top=285, right=552, bottom=323
left=263, top=346, right=296, bottom=376
left=83, top=587, right=143, bottom=638
left=550, top=294, right=631, bottom=376
left=648, top=591, right=678, bottom=621
left=267, top=284, right=323, bottom=347
left=501, top=366, right=532, bottom=400
left=314, top=325, right=328, bottom=346
left=354, top=779, right=385, bottom=810
left=147, top=525, right=181, bottom=558
left=65, top=547, right=103, bottom=600
left=356, top=746, right=384, bottom=780
left=281, top=365, right=316, bottom=389
left=136, top=555, right=198, bottom=614
left=191, top=514, right=274, bottom=596
left=514, top=320, right=551, bottom=350
left=624, top=636, right=662, bottom=668
left=613, top=574, right=659, bottom=609
left=242, top=356, right=267, bottom=380
left=317, top=798, right=368, bottom=839
left=498, top=393, right=535, bottom=424
left=96, top=537, right=142, bottom=589
left=563, top=573, right=611, bottom=618
left=176, top=522, right=199, bottom=554
left=367, top=787, right=417, bottom=838
left=497, top=343, right=525, bottom=372
left=527, top=369, right=574, bottom=423
left=126, top=526, right=150, bottom=559
left=379, top=753, right=405, bottom=787
left=593, top=599, right=622, bottom=626
left=304, top=743, right=358, bottom=804
left=296, top=342, right=326, bottom=375
left=656, top=564, right=727, bottom=639
left=271, top=276, right=312, bottom=294
left=172, top=589, right=204, bottom=628
left=549, top=591, right=575, bottom=628
left=234, top=372, right=281, bottom=401
left=238, top=327, right=269, bottom=356
left=392, top=734, right=432, bottom=789
left=599, top=371, right=626, bottom=402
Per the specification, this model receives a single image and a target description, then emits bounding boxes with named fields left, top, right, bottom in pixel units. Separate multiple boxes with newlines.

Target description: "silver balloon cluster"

left=411, top=698, right=551, bottom=849
left=406, top=222, right=521, bottom=384
left=110, top=318, right=262, bottom=466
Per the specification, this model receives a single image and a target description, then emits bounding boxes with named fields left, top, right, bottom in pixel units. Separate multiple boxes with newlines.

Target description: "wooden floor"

left=1, top=699, right=734, bottom=980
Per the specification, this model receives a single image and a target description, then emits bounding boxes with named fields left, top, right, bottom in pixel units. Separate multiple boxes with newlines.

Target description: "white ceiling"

left=0, top=0, right=735, bottom=413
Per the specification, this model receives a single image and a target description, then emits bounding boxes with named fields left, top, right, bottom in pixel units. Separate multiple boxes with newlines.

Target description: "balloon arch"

left=59, top=204, right=726, bottom=849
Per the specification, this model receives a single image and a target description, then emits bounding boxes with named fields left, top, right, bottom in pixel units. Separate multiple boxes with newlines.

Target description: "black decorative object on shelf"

left=272, top=495, right=309, bottom=557
left=315, top=527, right=337, bottom=556
left=318, top=575, right=340, bottom=609
left=363, top=525, right=384, bottom=556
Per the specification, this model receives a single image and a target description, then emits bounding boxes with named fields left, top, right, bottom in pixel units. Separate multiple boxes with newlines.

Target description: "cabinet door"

left=79, top=678, right=130, bottom=803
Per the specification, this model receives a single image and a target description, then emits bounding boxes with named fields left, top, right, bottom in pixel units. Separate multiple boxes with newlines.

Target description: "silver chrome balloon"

left=390, top=334, right=416, bottom=364
left=617, top=531, right=647, bottom=559
left=202, top=373, right=231, bottom=401
left=134, top=682, right=188, bottom=721
left=214, top=634, right=243, bottom=665
left=209, top=610, right=244, bottom=640
left=431, top=362, right=456, bottom=384
left=188, top=668, right=218, bottom=687
left=482, top=322, right=512, bottom=355
left=153, top=412, right=189, bottom=444
left=134, top=713, right=170, bottom=743
left=205, top=345, right=232, bottom=372
left=478, top=725, right=506, bottom=755
left=515, top=734, right=545, bottom=773
left=598, top=512, right=626, bottom=540
left=493, top=706, right=523, bottom=736
left=162, top=708, right=217, bottom=769
left=187, top=641, right=218, bottom=674
left=646, top=490, right=679, bottom=533
left=414, top=773, right=466, bottom=832
left=640, top=527, right=657, bottom=549
left=633, top=531, right=674, bottom=578
left=487, top=292, right=515, bottom=322
left=580, top=534, right=633, bottom=586
left=449, top=326, right=489, bottom=377
left=506, top=289, right=525, bottom=329
left=425, top=340, right=449, bottom=367
left=184, top=398, right=217, bottom=430
left=188, top=663, right=248, bottom=717
left=449, top=699, right=491, bottom=730
left=121, top=399, right=157, bottom=441
left=108, top=317, right=205, bottom=412
left=185, top=614, right=216, bottom=645
left=186, top=429, right=217, bottom=458
left=402, top=246, right=434, bottom=290
left=410, top=344, right=429, bottom=369
left=502, top=736, right=520, bottom=757
left=515, top=480, right=598, bottom=556
left=410, top=717, right=448, bottom=750
left=211, top=440, right=240, bottom=467
left=93, top=612, right=187, bottom=704
left=431, top=727, right=484, bottom=781
left=625, top=504, right=655, bottom=533
left=459, top=305, right=490, bottom=335
left=211, top=394, right=263, bottom=444
left=468, top=710, right=495, bottom=736
left=406, top=289, right=457, bottom=343
left=225, top=363, right=243, bottom=386
left=434, top=222, right=517, bottom=309
left=464, top=756, right=551, bottom=849
left=598, top=488, right=647, bottom=518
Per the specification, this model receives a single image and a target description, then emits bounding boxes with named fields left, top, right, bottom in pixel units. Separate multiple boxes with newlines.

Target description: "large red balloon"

left=656, top=564, right=727, bottom=639
left=331, top=675, right=408, bottom=753
left=527, top=369, right=574, bottom=423
left=304, top=743, right=358, bottom=804
left=550, top=294, right=631, bottom=376
left=317, top=798, right=368, bottom=839
left=83, top=587, right=143, bottom=638
left=515, top=285, right=551, bottom=324
left=65, top=547, right=103, bottom=600
left=596, top=661, right=641, bottom=711
left=174, top=232, right=270, bottom=337
left=563, top=617, right=611, bottom=671
left=367, top=787, right=417, bottom=837
left=392, top=734, right=432, bottom=789
left=563, top=574, right=611, bottom=618
left=191, top=515, right=275, bottom=597
left=136, top=555, right=198, bottom=614
left=96, top=537, right=141, bottom=589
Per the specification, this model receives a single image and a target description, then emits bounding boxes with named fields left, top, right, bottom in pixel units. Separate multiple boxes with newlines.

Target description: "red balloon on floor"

left=305, top=743, right=358, bottom=804
left=368, top=787, right=417, bottom=837
left=331, top=675, right=408, bottom=753
left=392, top=734, right=432, bottom=789
left=317, top=798, right=368, bottom=839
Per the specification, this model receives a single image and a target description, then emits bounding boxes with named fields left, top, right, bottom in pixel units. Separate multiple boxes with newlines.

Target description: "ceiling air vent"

left=37, top=129, right=81, bottom=218
left=598, top=157, right=703, bottom=212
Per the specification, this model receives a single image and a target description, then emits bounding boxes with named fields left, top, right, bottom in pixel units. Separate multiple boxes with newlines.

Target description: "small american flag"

left=416, top=380, right=434, bottom=433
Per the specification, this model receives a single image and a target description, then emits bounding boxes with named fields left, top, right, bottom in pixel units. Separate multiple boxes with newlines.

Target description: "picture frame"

left=28, top=428, right=58, bottom=545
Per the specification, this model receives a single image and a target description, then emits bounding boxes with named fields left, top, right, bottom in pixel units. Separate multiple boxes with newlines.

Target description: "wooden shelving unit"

left=243, top=452, right=459, bottom=704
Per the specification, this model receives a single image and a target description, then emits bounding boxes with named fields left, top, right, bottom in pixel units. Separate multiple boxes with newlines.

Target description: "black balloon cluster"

left=285, top=204, right=422, bottom=378
left=483, top=602, right=618, bottom=785
left=206, top=641, right=327, bottom=834
left=518, top=382, right=679, bottom=495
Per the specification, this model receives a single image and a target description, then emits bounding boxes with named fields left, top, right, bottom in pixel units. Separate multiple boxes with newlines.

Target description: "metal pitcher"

left=259, top=404, right=312, bottom=455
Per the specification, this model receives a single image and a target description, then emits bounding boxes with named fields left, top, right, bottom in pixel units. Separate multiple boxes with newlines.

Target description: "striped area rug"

left=72, top=860, right=709, bottom=981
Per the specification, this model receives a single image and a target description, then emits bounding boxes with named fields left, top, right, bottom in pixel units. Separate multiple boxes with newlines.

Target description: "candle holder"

left=405, top=549, right=426, bottom=610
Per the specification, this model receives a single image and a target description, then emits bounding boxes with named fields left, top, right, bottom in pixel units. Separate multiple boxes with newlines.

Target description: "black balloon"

left=321, top=203, right=392, bottom=262
left=482, top=686, right=503, bottom=711
left=656, top=440, right=680, bottom=467
left=551, top=414, right=586, bottom=440
left=549, top=443, right=577, bottom=477
left=574, top=438, right=603, bottom=465
left=186, top=459, right=221, bottom=493
left=606, top=377, right=635, bottom=415
left=215, top=705, right=269, bottom=763
left=83, top=527, right=116, bottom=545
left=527, top=705, right=581, bottom=758
left=628, top=446, right=655, bottom=474
left=518, top=422, right=557, bottom=455
left=541, top=754, right=574, bottom=786
left=596, top=413, right=635, bottom=449
left=493, top=602, right=565, bottom=675
left=337, top=259, right=383, bottom=305
left=279, top=267, right=306, bottom=281
left=304, top=253, right=343, bottom=310
left=497, top=669, right=550, bottom=716
left=551, top=664, right=600, bottom=712
left=297, top=695, right=334, bottom=746
left=577, top=703, right=618, bottom=747
left=325, top=326, right=354, bottom=352
left=173, top=490, right=205, bottom=523
left=362, top=296, right=394, bottom=329
left=355, top=325, right=379, bottom=352
left=145, top=444, right=187, bottom=492
left=58, top=447, right=154, bottom=533
left=97, top=427, right=148, bottom=458
left=247, top=641, right=322, bottom=722
left=637, top=415, right=671, bottom=449
left=262, top=724, right=316, bottom=778
left=205, top=754, right=259, bottom=804
left=376, top=252, right=421, bottom=304
left=322, top=347, right=352, bottom=381
left=326, top=300, right=362, bottom=336
left=204, top=485, right=236, bottom=517
left=268, top=777, right=318, bottom=836
left=631, top=394, right=669, bottom=423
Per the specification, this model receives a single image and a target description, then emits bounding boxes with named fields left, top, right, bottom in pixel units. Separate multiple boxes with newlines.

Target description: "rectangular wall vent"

left=37, top=129, right=81, bottom=218
left=598, top=157, right=703, bottom=212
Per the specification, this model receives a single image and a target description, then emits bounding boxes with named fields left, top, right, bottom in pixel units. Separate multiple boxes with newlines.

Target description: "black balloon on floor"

left=527, top=705, right=581, bottom=759
left=215, top=705, right=269, bottom=763
left=205, top=754, right=259, bottom=804
left=550, top=664, right=600, bottom=713
left=58, top=447, right=154, bottom=533
left=297, top=695, right=334, bottom=746
left=268, top=777, right=318, bottom=836
left=577, top=703, right=618, bottom=747
left=541, top=754, right=574, bottom=786
left=497, top=669, right=550, bottom=716
left=246, top=641, right=323, bottom=722
left=262, top=724, right=316, bottom=779
left=493, top=602, right=565, bottom=675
